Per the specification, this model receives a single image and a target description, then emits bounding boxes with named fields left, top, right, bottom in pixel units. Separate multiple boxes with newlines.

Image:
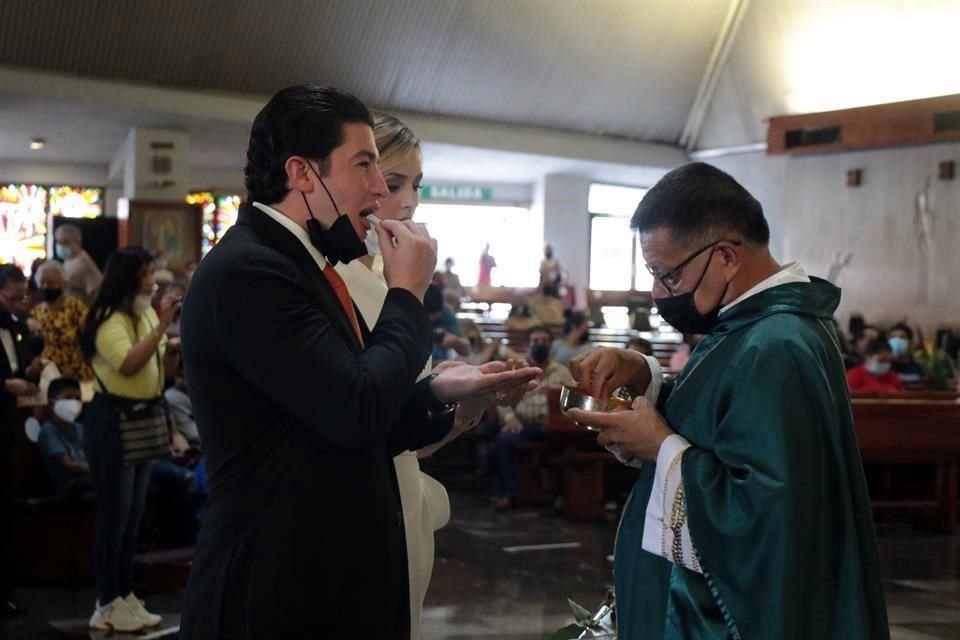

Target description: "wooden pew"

left=532, top=391, right=960, bottom=530
left=12, top=407, right=96, bottom=584
left=852, top=398, right=960, bottom=533
left=851, top=390, right=960, bottom=401
left=546, top=388, right=615, bottom=521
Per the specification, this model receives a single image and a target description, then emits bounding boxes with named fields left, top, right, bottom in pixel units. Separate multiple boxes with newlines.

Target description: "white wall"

left=704, top=142, right=960, bottom=336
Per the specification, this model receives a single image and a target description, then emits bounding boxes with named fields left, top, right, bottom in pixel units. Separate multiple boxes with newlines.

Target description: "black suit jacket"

left=179, top=204, right=452, bottom=640
left=0, top=314, right=35, bottom=445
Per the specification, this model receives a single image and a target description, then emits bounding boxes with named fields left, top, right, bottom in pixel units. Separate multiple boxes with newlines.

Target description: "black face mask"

left=41, top=287, right=63, bottom=303
left=654, top=247, right=728, bottom=335
left=529, top=343, right=550, bottom=364
left=301, top=162, right=367, bottom=266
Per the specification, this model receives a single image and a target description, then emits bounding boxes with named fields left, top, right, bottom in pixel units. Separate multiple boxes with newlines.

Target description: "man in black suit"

left=0, top=264, right=41, bottom=617
left=179, top=86, right=538, bottom=639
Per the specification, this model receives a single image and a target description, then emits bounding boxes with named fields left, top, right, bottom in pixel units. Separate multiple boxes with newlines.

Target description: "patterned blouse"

left=31, top=295, right=94, bottom=380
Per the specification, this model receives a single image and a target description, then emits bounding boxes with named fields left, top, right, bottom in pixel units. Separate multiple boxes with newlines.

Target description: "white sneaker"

left=125, top=592, right=162, bottom=628
left=88, top=602, right=110, bottom=631
left=88, top=597, right=145, bottom=633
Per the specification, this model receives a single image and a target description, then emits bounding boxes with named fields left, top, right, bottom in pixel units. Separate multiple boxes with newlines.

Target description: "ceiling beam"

left=678, top=0, right=751, bottom=151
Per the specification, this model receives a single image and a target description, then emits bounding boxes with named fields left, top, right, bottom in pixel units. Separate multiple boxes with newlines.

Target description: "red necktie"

left=322, top=265, right=364, bottom=347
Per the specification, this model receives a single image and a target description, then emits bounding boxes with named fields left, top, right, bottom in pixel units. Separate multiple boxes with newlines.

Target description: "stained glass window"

left=187, top=192, right=217, bottom=255
left=189, top=192, right=242, bottom=255
left=48, top=185, right=104, bottom=218
left=215, top=195, right=241, bottom=243
left=0, top=183, right=48, bottom=271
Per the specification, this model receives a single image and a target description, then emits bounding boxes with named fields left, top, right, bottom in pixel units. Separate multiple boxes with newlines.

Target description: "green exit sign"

left=420, top=184, right=493, bottom=201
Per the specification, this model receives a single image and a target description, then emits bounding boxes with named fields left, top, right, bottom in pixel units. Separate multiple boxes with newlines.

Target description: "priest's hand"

left=567, top=397, right=674, bottom=463
left=570, top=347, right=652, bottom=400
left=430, top=360, right=541, bottom=405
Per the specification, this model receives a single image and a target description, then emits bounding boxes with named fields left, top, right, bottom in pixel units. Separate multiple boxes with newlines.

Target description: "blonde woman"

left=337, top=113, right=515, bottom=639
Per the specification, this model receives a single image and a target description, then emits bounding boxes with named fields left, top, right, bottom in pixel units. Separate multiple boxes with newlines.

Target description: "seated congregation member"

left=39, top=377, right=198, bottom=549
left=889, top=322, right=927, bottom=390
left=164, top=356, right=199, bottom=447
left=625, top=337, right=654, bottom=356
left=492, top=326, right=574, bottom=510
left=30, top=261, right=94, bottom=381
left=424, top=284, right=469, bottom=363
left=847, top=339, right=904, bottom=392
left=567, top=162, right=887, bottom=639
left=37, top=377, right=92, bottom=496
left=550, top=310, right=592, bottom=366
left=845, top=323, right=880, bottom=370
left=668, top=333, right=702, bottom=372
left=460, top=319, right=521, bottom=365
left=80, top=247, right=180, bottom=632
left=528, top=283, right=567, bottom=326
left=179, top=85, right=538, bottom=640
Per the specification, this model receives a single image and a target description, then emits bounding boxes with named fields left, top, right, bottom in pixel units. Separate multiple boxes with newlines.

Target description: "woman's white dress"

left=336, top=257, right=450, bottom=640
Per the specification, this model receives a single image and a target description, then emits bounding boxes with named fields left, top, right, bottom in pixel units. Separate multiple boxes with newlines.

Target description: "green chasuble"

left=614, top=278, right=888, bottom=639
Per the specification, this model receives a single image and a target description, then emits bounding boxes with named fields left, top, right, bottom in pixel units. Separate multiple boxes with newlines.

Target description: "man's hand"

left=25, top=357, right=46, bottom=380
left=567, top=397, right=675, bottom=463
left=430, top=360, right=540, bottom=404
left=379, top=219, right=438, bottom=301
left=570, top=347, right=652, bottom=400
left=4, top=378, right=39, bottom=397
left=494, top=359, right=534, bottom=407
left=171, top=431, right=190, bottom=457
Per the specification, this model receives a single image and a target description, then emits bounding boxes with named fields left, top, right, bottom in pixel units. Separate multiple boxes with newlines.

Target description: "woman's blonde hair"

left=372, top=111, right=420, bottom=168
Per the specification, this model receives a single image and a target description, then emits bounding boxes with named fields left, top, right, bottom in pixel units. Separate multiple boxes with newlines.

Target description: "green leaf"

left=567, top=598, right=595, bottom=626
left=548, top=623, right=585, bottom=640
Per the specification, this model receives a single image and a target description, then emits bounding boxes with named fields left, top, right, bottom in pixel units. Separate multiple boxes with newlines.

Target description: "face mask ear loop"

left=306, top=160, right=344, bottom=219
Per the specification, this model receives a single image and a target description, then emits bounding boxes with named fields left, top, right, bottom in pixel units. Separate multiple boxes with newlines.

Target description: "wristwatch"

left=422, top=373, right=457, bottom=417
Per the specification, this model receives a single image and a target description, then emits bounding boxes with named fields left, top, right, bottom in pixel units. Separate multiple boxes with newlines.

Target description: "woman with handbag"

left=79, top=247, right=182, bottom=633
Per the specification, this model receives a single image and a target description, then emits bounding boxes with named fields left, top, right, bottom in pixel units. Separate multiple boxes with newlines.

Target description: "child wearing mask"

left=37, top=377, right=92, bottom=496
left=846, top=339, right=904, bottom=392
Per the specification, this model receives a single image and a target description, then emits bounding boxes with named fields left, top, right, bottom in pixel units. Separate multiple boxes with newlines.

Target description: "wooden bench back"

left=852, top=399, right=960, bottom=463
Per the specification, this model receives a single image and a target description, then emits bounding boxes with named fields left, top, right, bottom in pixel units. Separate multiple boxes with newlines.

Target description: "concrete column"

left=542, top=173, right=592, bottom=308
left=110, top=128, right=191, bottom=201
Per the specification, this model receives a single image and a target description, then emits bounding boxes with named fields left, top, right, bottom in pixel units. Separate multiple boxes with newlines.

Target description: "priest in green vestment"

left=568, top=162, right=888, bottom=640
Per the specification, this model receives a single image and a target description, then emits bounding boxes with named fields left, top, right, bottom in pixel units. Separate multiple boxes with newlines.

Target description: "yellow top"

left=91, top=307, right=166, bottom=400
left=31, top=295, right=94, bottom=381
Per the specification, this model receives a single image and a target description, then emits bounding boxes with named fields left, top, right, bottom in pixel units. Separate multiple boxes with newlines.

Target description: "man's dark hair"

left=0, top=264, right=26, bottom=289
left=865, top=339, right=892, bottom=357
left=632, top=162, right=769, bottom=248
left=423, top=284, right=444, bottom=314
left=889, top=322, right=914, bottom=342
left=48, top=377, right=80, bottom=400
left=244, top=85, right=373, bottom=204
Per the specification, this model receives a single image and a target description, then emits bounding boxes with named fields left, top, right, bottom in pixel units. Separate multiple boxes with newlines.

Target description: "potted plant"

left=549, top=593, right=616, bottom=639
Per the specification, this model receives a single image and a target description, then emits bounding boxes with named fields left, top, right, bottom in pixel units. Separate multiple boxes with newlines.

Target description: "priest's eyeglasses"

left=644, top=239, right=741, bottom=295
